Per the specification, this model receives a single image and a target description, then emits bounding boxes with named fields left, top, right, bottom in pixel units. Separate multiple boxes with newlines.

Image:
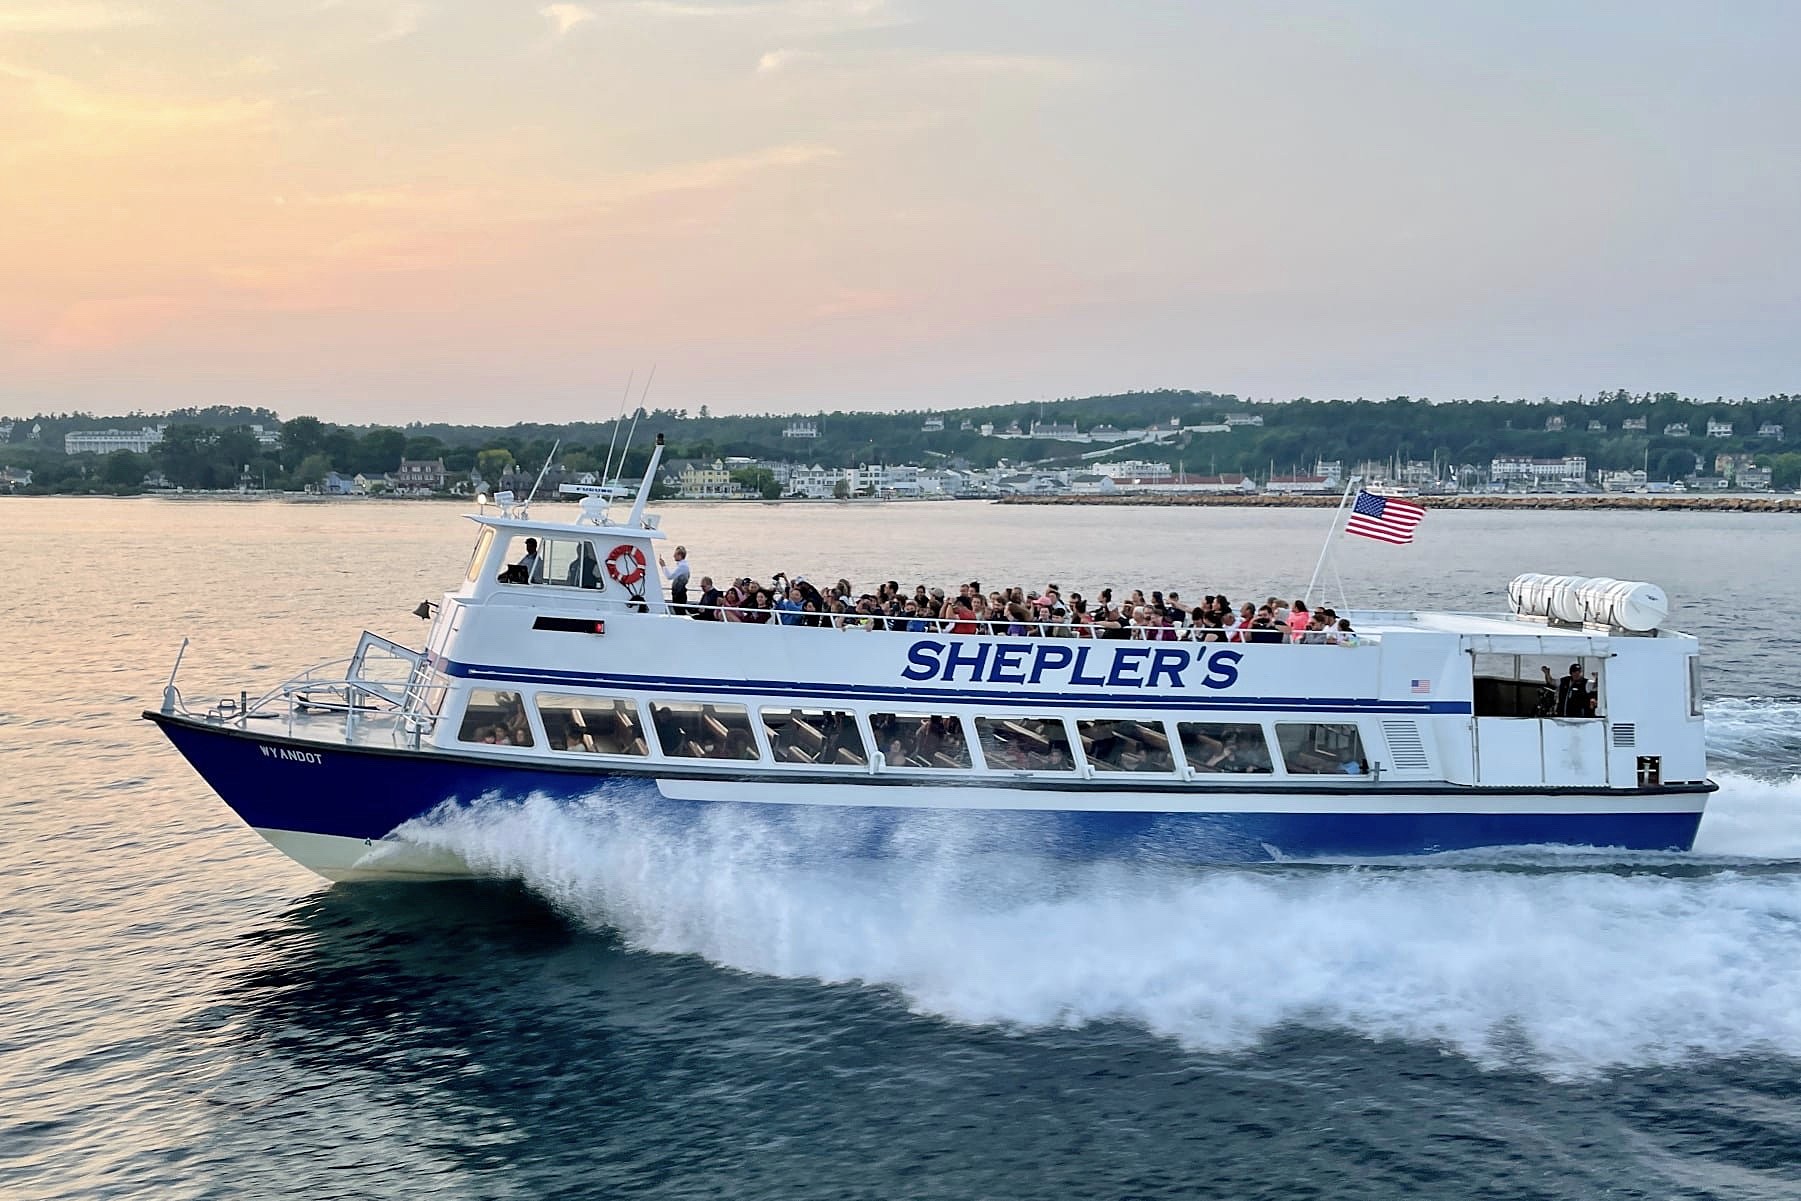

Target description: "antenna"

left=524, top=437, right=561, bottom=506
left=600, top=370, right=635, bottom=485
left=609, top=364, right=656, bottom=491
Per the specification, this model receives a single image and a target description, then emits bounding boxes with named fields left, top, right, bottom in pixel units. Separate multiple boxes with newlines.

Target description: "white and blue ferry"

left=146, top=439, right=1714, bottom=881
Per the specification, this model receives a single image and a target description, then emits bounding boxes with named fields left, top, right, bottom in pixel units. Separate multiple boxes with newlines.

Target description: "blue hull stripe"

left=151, top=717, right=1701, bottom=862
left=439, top=658, right=1473, bottom=715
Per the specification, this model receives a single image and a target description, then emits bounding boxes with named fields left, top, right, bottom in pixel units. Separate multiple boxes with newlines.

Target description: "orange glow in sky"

left=2, top=2, right=1797, bottom=421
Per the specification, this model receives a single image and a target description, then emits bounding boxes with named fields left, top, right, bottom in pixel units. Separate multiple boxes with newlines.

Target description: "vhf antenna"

left=609, top=364, right=657, bottom=491
left=599, top=369, right=635, bottom=485
left=524, top=437, right=561, bottom=507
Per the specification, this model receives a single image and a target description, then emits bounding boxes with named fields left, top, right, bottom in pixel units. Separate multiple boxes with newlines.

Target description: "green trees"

left=730, top=467, right=782, bottom=499
left=103, top=450, right=147, bottom=488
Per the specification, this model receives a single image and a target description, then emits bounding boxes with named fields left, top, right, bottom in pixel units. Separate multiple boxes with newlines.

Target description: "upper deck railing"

left=639, top=600, right=1379, bottom=644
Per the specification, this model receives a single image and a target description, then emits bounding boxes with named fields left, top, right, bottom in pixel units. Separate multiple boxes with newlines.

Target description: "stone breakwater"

left=994, top=493, right=1801, bottom=512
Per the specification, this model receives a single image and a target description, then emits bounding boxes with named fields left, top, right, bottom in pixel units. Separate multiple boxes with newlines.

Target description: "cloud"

left=541, top=3, right=595, bottom=36
left=373, top=2, right=428, bottom=41
left=605, top=141, right=838, bottom=202
left=294, top=187, right=475, bottom=210
left=225, top=55, right=278, bottom=77
left=0, top=3, right=151, bottom=33
left=627, top=0, right=902, bottom=29
left=755, top=48, right=822, bottom=75
left=921, top=52, right=1096, bottom=82
left=39, top=295, right=184, bottom=352
left=0, top=61, right=271, bottom=128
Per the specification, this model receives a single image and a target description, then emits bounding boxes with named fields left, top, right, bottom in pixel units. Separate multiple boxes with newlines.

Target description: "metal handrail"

left=657, top=601, right=1376, bottom=643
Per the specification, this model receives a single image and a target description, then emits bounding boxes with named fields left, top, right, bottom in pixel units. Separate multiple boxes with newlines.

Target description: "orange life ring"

left=605, top=543, right=646, bottom=587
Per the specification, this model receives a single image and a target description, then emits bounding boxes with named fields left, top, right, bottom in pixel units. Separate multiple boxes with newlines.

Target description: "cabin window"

left=536, top=694, right=648, bottom=756
left=1274, top=723, right=1367, bottom=775
left=1077, top=719, right=1176, bottom=773
left=762, top=708, right=867, bottom=767
left=649, top=701, right=760, bottom=760
left=491, top=534, right=606, bottom=589
left=1473, top=654, right=1604, bottom=719
left=456, top=688, right=535, bottom=747
left=1687, top=656, right=1703, bottom=717
left=543, top=537, right=605, bottom=590
left=869, top=712, right=972, bottom=770
left=974, top=716, right=1077, bottom=772
left=465, top=527, right=495, bottom=583
left=1177, top=722, right=1274, bottom=774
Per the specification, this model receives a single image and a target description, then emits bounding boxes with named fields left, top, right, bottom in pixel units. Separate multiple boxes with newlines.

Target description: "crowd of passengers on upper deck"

left=681, top=574, right=1363, bottom=644
left=499, top=536, right=1363, bottom=645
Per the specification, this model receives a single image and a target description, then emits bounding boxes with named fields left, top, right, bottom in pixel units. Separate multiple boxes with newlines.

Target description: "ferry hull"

left=149, top=714, right=1709, bottom=882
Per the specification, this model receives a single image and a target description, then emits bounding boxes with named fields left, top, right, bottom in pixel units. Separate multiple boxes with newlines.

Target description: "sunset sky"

left=2, top=1, right=1796, bottom=422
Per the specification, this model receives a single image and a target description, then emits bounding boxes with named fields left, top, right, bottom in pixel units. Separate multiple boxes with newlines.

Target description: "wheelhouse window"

left=869, top=712, right=972, bottom=770
left=1275, top=723, right=1367, bottom=775
left=465, top=527, right=495, bottom=583
left=1473, top=654, right=1605, bottom=719
left=1178, top=722, right=1274, bottom=774
left=456, top=688, right=535, bottom=747
left=975, top=716, right=1077, bottom=772
left=537, top=694, right=647, bottom=755
left=1687, top=656, right=1703, bottom=717
left=762, top=708, right=867, bottom=766
left=493, top=534, right=606, bottom=590
left=649, top=701, right=760, bottom=760
left=1076, top=719, right=1176, bottom=773
left=543, top=537, right=605, bottom=590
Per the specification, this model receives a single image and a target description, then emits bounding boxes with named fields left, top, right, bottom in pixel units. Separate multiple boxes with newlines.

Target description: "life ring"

left=606, top=543, right=646, bottom=587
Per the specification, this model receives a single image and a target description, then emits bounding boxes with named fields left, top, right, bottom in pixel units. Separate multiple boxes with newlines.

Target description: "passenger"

left=567, top=542, right=601, bottom=588
left=945, top=594, right=978, bottom=635
left=1288, top=600, right=1310, bottom=641
left=775, top=587, right=806, bottom=626
left=692, top=576, right=721, bottom=620
left=1069, top=597, right=1094, bottom=637
left=658, top=546, right=691, bottom=611
left=1544, top=662, right=1596, bottom=717
left=1094, top=603, right=1129, bottom=640
left=515, top=537, right=545, bottom=584
left=1330, top=618, right=1359, bottom=647
left=1247, top=607, right=1285, bottom=644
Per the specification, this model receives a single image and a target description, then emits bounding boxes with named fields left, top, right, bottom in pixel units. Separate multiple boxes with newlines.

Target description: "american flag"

left=1411, top=679, right=1432, bottom=695
left=1346, top=490, right=1426, bottom=545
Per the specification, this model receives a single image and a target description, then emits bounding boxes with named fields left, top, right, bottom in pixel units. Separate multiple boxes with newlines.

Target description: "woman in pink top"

left=1288, top=600, right=1311, bottom=642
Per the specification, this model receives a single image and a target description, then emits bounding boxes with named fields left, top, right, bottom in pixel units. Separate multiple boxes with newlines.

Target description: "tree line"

left=4, top=389, right=1801, bottom=494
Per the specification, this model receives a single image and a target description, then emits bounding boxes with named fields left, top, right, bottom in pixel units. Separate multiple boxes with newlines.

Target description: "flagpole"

left=1304, top=475, right=1360, bottom=606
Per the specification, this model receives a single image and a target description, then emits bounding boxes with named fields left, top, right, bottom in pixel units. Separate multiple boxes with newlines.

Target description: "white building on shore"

left=64, top=425, right=167, bottom=455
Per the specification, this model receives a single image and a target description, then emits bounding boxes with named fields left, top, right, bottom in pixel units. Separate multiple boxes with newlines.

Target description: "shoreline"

left=993, top=492, right=1801, bottom=512
left=9, top=491, right=1800, bottom=512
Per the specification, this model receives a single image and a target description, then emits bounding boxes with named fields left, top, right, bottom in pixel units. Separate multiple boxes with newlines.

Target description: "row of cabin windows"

left=455, top=689, right=1370, bottom=775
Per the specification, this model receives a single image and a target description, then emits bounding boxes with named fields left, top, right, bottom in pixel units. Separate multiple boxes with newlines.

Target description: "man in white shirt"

left=659, top=545, right=691, bottom=611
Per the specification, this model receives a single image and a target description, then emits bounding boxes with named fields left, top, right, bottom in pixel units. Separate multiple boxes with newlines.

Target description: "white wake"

left=395, top=770, right=1801, bottom=1078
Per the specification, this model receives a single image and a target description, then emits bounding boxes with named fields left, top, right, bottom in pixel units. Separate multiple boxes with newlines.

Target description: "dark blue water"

left=6, top=500, right=1801, bottom=1199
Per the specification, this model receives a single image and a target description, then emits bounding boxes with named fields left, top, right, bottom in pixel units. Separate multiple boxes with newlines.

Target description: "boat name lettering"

left=901, top=640, right=1242, bottom=690
left=260, top=745, right=323, bottom=765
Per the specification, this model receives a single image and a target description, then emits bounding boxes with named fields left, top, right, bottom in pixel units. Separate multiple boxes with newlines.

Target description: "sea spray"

left=397, top=776, right=1801, bottom=1078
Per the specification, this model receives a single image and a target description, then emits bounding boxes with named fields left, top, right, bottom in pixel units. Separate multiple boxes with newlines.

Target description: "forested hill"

left=5, top=390, right=1801, bottom=493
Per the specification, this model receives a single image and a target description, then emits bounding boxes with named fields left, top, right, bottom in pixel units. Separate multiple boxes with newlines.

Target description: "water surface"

left=4, top=498, right=1800, bottom=1199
